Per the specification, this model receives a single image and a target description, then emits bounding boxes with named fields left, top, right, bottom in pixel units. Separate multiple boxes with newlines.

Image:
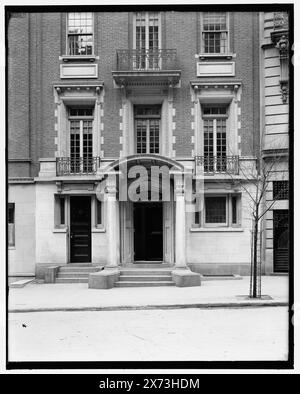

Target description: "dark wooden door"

left=70, top=196, right=91, bottom=263
left=134, top=203, right=163, bottom=261
left=273, top=210, right=289, bottom=273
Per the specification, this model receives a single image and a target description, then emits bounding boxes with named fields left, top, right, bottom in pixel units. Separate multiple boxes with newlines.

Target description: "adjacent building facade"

left=260, top=11, right=290, bottom=275
left=7, top=9, right=290, bottom=286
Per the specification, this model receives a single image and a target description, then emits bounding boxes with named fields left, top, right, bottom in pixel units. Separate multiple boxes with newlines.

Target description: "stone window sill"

left=196, top=53, right=236, bottom=60
left=92, top=227, right=106, bottom=233
left=53, top=227, right=68, bottom=233
left=8, top=246, right=16, bottom=250
left=59, top=55, right=99, bottom=62
left=190, top=227, right=244, bottom=232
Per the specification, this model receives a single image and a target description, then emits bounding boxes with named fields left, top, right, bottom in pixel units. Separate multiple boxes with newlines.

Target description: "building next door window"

left=203, top=106, right=227, bottom=172
left=135, top=105, right=160, bottom=154
left=69, top=107, right=94, bottom=173
left=134, top=12, right=161, bottom=70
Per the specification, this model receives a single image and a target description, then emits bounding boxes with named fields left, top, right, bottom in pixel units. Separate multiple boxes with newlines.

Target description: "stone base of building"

left=88, top=268, right=120, bottom=289
left=188, top=263, right=251, bottom=276
left=171, top=268, right=201, bottom=287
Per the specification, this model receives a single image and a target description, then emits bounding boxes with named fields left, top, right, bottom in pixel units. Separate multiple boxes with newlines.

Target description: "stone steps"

left=55, top=265, right=102, bottom=283
left=56, top=277, right=89, bottom=283
left=115, top=267, right=175, bottom=287
left=120, top=269, right=173, bottom=276
left=118, top=275, right=173, bottom=282
left=115, top=281, right=175, bottom=287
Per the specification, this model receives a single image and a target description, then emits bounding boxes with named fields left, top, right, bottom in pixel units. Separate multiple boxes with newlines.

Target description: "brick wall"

left=7, top=13, right=30, bottom=177
left=234, top=12, right=260, bottom=157
left=8, top=11, right=261, bottom=177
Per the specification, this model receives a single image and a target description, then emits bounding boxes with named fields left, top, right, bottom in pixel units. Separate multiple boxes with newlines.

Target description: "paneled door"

left=70, top=196, right=91, bottom=263
left=273, top=210, right=289, bottom=273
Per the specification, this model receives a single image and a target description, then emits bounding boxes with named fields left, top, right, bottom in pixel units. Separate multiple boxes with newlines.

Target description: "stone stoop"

left=55, top=264, right=102, bottom=283
left=115, top=268, right=175, bottom=287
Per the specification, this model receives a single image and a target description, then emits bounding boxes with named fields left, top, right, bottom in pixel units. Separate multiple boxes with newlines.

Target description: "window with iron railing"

left=203, top=105, right=228, bottom=172
left=134, top=12, right=161, bottom=70
left=69, top=107, right=94, bottom=173
left=67, top=12, right=93, bottom=56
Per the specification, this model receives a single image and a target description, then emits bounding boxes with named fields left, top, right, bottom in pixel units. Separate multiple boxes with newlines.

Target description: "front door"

left=273, top=210, right=289, bottom=273
left=134, top=202, right=163, bottom=261
left=70, top=196, right=91, bottom=263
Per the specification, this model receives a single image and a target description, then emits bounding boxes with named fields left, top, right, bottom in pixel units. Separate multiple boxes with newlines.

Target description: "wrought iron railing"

left=195, top=156, right=239, bottom=175
left=56, top=157, right=100, bottom=176
left=116, top=49, right=178, bottom=71
left=274, top=12, right=289, bottom=30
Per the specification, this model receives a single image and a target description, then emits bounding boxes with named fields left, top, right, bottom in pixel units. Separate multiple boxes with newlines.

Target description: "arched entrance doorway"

left=102, top=154, right=184, bottom=265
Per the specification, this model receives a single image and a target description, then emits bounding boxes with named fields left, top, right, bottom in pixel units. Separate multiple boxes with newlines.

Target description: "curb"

left=8, top=301, right=288, bottom=313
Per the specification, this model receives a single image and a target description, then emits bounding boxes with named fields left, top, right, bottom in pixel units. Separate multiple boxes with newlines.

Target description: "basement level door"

left=273, top=210, right=289, bottom=273
left=70, top=196, right=91, bottom=263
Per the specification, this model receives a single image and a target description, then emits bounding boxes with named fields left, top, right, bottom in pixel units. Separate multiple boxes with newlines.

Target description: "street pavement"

left=8, top=276, right=289, bottom=312
left=8, top=307, right=289, bottom=361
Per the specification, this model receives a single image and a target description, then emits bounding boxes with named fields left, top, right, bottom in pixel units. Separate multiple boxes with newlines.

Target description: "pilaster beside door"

left=121, top=201, right=134, bottom=264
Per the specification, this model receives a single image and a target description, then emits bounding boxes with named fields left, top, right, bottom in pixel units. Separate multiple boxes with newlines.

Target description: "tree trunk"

left=252, top=219, right=258, bottom=298
left=252, top=203, right=260, bottom=298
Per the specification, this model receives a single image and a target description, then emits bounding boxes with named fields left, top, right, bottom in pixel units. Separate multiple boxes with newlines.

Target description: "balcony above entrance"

left=56, top=157, right=101, bottom=176
left=112, top=49, right=181, bottom=88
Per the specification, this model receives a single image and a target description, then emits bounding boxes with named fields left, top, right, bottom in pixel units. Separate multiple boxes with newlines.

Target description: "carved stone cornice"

left=53, top=83, right=104, bottom=104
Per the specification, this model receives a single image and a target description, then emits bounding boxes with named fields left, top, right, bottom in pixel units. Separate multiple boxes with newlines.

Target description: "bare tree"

left=195, top=144, right=288, bottom=298
left=225, top=151, right=288, bottom=298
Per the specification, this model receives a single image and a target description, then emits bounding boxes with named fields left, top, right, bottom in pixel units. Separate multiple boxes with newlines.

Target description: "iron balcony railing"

left=274, top=12, right=289, bottom=31
left=195, top=156, right=239, bottom=175
left=116, top=49, right=178, bottom=71
left=56, top=157, right=100, bottom=176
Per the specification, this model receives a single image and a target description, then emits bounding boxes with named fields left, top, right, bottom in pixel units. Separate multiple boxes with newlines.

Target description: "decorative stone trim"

left=271, top=29, right=289, bottom=104
left=53, top=84, right=104, bottom=159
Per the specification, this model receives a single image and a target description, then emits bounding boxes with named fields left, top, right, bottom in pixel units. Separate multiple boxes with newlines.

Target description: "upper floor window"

left=67, top=12, right=93, bottom=56
left=202, top=12, right=228, bottom=54
left=69, top=107, right=94, bottom=173
left=202, top=105, right=228, bottom=171
left=135, top=105, right=161, bottom=154
left=134, top=12, right=161, bottom=70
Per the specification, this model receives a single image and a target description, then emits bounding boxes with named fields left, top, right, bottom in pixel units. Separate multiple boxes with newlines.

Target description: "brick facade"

left=8, top=9, right=289, bottom=281
left=8, top=11, right=260, bottom=177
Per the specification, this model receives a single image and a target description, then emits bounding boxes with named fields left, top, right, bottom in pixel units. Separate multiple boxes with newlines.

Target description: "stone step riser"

left=55, top=278, right=89, bottom=283
left=58, top=269, right=99, bottom=273
left=120, top=270, right=173, bottom=276
left=115, top=281, right=175, bottom=287
left=119, top=276, right=172, bottom=282
left=59, top=268, right=100, bottom=273
left=57, top=273, right=91, bottom=278
left=61, top=264, right=94, bottom=267
left=124, top=264, right=172, bottom=268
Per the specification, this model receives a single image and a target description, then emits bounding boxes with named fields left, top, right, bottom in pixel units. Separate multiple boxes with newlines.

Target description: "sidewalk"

left=7, top=276, right=289, bottom=312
